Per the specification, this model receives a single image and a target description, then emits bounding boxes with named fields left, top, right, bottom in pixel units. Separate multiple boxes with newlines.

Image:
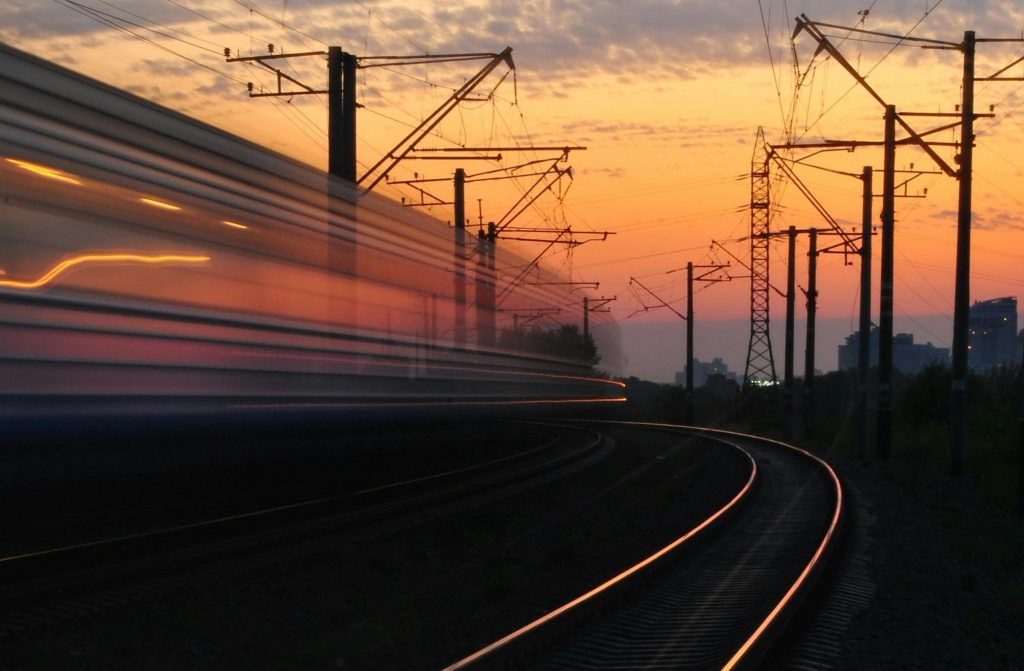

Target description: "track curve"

left=445, top=422, right=844, bottom=671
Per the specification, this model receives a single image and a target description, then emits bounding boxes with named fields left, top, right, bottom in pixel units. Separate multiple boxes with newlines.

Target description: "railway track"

left=0, top=421, right=605, bottom=634
left=445, top=422, right=844, bottom=671
left=2, top=421, right=833, bottom=669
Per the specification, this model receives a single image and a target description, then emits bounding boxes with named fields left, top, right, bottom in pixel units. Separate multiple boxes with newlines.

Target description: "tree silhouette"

left=498, top=323, right=600, bottom=367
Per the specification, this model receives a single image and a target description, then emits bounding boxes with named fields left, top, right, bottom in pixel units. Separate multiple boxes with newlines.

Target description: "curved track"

left=446, top=422, right=844, bottom=671
left=0, top=422, right=604, bottom=631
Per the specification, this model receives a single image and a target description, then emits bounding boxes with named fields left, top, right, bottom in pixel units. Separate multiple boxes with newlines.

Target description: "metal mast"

left=745, top=127, right=777, bottom=385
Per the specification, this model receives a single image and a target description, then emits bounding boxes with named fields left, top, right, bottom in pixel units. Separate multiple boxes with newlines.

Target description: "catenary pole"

left=1019, top=334, right=1024, bottom=516
left=784, top=225, right=797, bottom=436
left=327, top=47, right=357, bottom=182
left=453, top=169, right=467, bottom=346
left=858, top=166, right=874, bottom=457
left=485, top=222, right=497, bottom=347
left=951, top=31, right=976, bottom=477
left=878, top=105, right=897, bottom=460
left=583, top=296, right=590, bottom=349
left=804, top=228, right=818, bottom=436
left=686, top=262, right=695, bottom=425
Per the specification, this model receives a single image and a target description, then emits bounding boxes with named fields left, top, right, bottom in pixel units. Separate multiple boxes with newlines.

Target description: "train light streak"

left=5, top=158, right=81, bottom=185
left=0, top=44, right=624, bottom=413
left=139, top=197, right=181, bottom=211
left=0, top=253, right=210, bottom=290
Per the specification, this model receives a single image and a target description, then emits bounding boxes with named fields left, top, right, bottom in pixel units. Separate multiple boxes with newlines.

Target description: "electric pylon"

left=744, top=127, right=777, bottom=385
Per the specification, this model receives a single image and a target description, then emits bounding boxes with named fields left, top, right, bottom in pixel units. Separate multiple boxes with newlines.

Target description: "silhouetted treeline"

left=498, top=324, right=600, bottom=367
left=613, top=364, right=1022, bottom=512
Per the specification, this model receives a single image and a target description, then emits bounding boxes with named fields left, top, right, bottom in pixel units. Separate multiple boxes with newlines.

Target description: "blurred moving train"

left=0, top=42, right=624, bottom=432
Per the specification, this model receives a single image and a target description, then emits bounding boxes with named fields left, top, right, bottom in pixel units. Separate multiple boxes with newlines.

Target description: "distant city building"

left=968, top=297, right=1018, bottom=372
left=838, top=327, right=949, bottom=375
left=675, top=357, right=738, bottom=387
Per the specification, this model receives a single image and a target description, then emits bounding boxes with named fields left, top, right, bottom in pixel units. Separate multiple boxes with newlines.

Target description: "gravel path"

left=776, top=453, right=1024, bottom=670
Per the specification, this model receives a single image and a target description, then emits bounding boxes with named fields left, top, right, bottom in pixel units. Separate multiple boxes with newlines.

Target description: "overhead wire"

left=162, top=0, right=323, bottom=92
left=53, top=0, right=249, bottom=85
left=758, top=0, right=788, bottom=128
left=229, top=0, right=327, bottom=47
left=92, top=0, right=223, bottom=51
left=66, top=0, right=222, bottom=54
left=53, top=0, right=353, bottom=168
left=792, top=0, right=948, bottom=142
left=759, top=2, right=962, bottom=353
left=46, top=0, right=605, bottom=327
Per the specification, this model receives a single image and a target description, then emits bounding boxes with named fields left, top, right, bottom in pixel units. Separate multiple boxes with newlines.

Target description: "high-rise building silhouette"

left=838, top=327, right=949, bottom=375
left=968, top=297, right=1018, bottom=371
left=676, top=357, right=738, bottom=387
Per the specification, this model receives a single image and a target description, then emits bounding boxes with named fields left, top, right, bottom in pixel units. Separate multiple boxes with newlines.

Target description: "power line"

left=163, top=0, right=276, bottom=49
left=349, top=0, right=431, bottom=54
left=50, top=0, right=356, bottom=165
left=229, top=0, right=327, bottom=48
left=790, top=0, right=947, bottom=141
left=54, top=0, right=249, bottom=84
left=67, top=0, right=222, bottom=54
left=94, top=0, right=223, bottom=50
left=758, top=0, right=787, bottom=128
left=575, top=245, right=709, bottom=270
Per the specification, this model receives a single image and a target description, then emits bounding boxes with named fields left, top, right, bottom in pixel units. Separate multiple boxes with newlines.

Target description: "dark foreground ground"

left=824, top=453, right=1024, bottom=670
left=2, top=415, right=1021, bottom=669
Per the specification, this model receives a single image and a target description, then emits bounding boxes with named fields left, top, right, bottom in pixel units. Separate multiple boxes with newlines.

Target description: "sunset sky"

left=3, top=0, right=1022, bottom=381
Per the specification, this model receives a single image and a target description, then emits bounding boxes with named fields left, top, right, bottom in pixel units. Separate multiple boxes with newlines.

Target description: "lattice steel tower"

left=744, top=127, right=777, bottom=385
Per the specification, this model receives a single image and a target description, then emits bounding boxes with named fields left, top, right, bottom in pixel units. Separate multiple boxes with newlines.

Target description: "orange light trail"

left=5, top=158, right=81, bottom=185
left=221, top=220, right=248, bottom=230
left=0, top=253, right=210, bottom=290
left=232, top=397, right=627, bottom=410
left=228, top=349, right=626, bottom=388
left=139, top=197, right=181, bottom=210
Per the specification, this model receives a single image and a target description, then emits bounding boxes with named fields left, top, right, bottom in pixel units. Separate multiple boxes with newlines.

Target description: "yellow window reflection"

left=5, top=158, right=81, bottom=185
left=139, top=197, right=181, bottom=211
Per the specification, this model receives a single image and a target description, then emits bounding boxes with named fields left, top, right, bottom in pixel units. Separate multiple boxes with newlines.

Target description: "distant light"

left=221, top=220, right=249, bottom=230
left=140, top=197, right=181, bottom=211
left=6, top=158, right=81, bottom=185
left=749, top=379, right=778, bottom=388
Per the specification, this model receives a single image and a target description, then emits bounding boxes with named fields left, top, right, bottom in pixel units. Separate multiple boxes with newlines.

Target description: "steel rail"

left=442, top=426, right=759, bottom=670
left=701, top=426, right=845, bottom=670
left=444, top=422, right=843, bottom=670
left=0, top=439, right=553, bottom=566
left=0, top=425, right=605, bottom=600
